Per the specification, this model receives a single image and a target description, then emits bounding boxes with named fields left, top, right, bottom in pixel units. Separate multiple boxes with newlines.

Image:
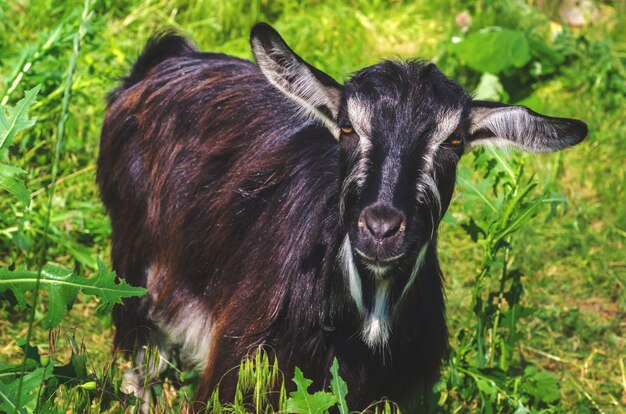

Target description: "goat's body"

left=99, top=37, right=447, bottom=409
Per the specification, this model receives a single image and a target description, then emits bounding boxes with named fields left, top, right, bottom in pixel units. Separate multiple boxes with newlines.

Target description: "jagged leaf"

left=0, top=259, right=146, bottom=328
left=52, top=340, right=91, bottom=387
left=329, top=359, right=348, bottom=414
left=0, top=85, right=40, bottom=205
left=0, top=163, right=30, bottom=205
left=15, top=338, right=42, bottom=365
left=461, top=218, right=486, bottom=242
left=285, top=367, right=337, bottom=414
left=0, top=85, right=41, bottom=158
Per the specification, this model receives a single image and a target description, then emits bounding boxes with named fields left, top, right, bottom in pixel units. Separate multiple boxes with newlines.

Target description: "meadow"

left=1, top=0, right=625, bottom=412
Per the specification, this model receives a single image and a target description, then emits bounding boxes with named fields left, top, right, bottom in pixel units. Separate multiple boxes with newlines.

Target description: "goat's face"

left=251, top=23, right=587, bottom=348
left=338, top=63, right=469, bottom=278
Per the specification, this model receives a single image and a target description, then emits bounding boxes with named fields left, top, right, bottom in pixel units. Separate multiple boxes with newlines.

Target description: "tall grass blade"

left=13, top=1, right=95, bottom=412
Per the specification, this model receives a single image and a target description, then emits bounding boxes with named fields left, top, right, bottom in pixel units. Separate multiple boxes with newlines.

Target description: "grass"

left=1, top=0, right=625, bottom=412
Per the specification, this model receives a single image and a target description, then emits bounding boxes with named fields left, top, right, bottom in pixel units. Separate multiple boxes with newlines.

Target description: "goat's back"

left=97, top=35, right=344, bottom=363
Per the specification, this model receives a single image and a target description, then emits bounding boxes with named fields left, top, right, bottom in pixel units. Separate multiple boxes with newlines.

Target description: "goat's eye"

left=340, top=125, right=354, bottom=136
left=443, top=133, right=463, bottom=148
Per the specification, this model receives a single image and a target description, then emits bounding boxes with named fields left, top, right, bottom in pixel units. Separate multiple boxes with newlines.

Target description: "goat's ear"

left=468, top=100, right=588, bottom=152
left=251, top=23, right=342, bottom=133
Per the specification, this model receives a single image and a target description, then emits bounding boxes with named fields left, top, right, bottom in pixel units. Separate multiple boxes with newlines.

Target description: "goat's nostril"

left=361, top=206, right=405, bottom=240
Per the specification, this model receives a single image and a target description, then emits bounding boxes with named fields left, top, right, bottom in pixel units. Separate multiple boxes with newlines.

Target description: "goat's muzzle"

left=355, top=204, right=407, bottom=270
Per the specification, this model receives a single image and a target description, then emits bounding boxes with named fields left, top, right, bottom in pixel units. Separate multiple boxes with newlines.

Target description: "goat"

left=97, top=23, right=587, bottom=411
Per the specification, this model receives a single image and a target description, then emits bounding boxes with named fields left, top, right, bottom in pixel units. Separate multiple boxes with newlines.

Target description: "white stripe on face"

left=416, top=109, right=462, bottom=216
left=336, top=104, right=460, bottom=350
left=347, top=97, right=373, bottom=178
left=421, top=108, right=462, bottom=175
left=347, top=97, right=373, bottom=141
left=339, top=97, right=373, bottom=220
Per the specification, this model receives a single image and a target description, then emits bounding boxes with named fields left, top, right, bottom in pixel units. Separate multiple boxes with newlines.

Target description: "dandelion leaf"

left=285, top=367, right=337, bottom=414
left=0, top=259, right=146, bottom=328
left=330, top=358, right=348, bottom=414
left=0, top=85, right=40, bottom=206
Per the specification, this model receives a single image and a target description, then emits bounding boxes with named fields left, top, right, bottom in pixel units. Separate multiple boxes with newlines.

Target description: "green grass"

left=1, top=0, right=625, bottom=412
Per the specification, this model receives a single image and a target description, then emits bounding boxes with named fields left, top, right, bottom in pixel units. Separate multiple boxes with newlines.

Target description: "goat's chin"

left=353, top=246, right=408, bottom=276
left=359, top=258, right=398, bottom=279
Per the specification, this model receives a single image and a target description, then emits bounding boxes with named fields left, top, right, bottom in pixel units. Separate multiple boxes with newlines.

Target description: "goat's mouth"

left=354, top=248, right=405, bottom=277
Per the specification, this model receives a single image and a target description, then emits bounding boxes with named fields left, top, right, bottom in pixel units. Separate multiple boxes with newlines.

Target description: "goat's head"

left=251, top=23, right=587, bottom=348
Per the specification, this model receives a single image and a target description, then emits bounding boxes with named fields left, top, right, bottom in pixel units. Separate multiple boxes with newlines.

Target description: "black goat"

left=97, top=23, right=587, bottom=411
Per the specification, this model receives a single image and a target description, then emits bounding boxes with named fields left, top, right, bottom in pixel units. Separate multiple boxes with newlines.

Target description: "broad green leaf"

left=521, top=366, right=560, bottom=404
left=284, top=367, right=337, bottom=414
left=0, top=163, right=30, bottom=205
left=0, top=259, right=147, bottom=328
left=329, top=359, right=348, bottom=414
left=0, top=366, right=53, bottom=414
left=450, top=28, right=531, bottom=74
left=474, top=73, right=507, bottom=102
left=0, top=85, right=41, bottom=158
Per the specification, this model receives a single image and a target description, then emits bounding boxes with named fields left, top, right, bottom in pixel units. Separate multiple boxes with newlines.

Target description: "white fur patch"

left=161, top=303, right=214, bottom=370
left=425, top=109, right=462, bottom=173
left=361, top=244, right=428, bottom=347
left=123, top=265, right=215, bottom=411
left=146, top=264, right=160, bottom=301
left=365, top=263, right=392, bottom=278
left=362, top=278, right=392, bottom=348
left=416, top=173, right=442, bottom=225
left=397, top=244, right=429, bottom=308
left=339, top=235, right=366, bottom=316
left=146, top=265, right=214, bottom=370
left=347, top=97, right=373, bottom=141
left=433, top=108, right=463, bottom=145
